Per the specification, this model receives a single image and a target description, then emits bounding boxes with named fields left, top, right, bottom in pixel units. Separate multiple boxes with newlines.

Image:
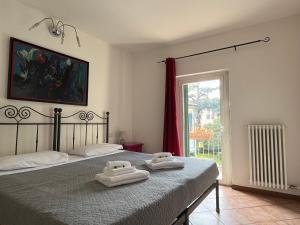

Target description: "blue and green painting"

left=8, top=38, right=89, bottom=105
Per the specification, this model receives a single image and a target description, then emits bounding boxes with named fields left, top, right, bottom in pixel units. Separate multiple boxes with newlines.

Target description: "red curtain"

left=163, top=58, right=182, bottom=156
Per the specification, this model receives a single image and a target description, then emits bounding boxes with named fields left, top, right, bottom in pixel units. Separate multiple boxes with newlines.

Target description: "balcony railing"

left=189, top=128, right=222, bottom=178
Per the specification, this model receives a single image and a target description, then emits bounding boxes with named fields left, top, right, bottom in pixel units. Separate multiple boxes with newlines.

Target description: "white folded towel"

left=151, top=156, right=174, bottom=163
left=106, top=161, right=131, bottom=169
left=153, top=152, right=172, bottom=158
left=145, top=159, right=184, bottom=170
left=95, top=169, right=150, bottom=187
left=103, top=166, right=136, bottom=176
left=97, top=176, right=148, bottom=188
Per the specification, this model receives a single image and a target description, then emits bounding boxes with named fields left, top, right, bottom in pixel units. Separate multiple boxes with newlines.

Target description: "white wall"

left=132, top=15, right=300, bottom=195
left=0, top=0, right=133, bottom=155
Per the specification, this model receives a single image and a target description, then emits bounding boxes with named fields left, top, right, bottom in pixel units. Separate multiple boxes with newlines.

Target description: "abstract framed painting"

left=7, top=38, right=89, bottom=106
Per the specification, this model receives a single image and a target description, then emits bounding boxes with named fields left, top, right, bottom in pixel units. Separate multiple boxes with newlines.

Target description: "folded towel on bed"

left=153, top=152, right=173, bottom=158
left=97, top=176, right=149, bottom=187
left=106, top=161, right=131, bottom=169
left=97, top=169, right=149, bottom=183
left=145, top=159, right=184, bottom=170
left=151, top=156, right=174, bottom=163
left=95, top=169, right=149, bottom=187
left=103, top=166, right=136, bottom=176
left=151, top=152, right=173, bottom=163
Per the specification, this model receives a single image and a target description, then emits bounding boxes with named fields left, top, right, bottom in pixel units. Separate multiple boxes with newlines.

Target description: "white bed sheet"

left=0, top=150, right=125, bottom=176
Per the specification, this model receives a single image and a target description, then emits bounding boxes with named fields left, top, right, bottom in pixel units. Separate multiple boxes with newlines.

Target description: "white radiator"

left=248, top=125, right=287, bottom=190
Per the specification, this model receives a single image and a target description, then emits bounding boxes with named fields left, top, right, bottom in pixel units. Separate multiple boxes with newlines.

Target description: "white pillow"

left=0, top=151, right=69, bottom=171
left=68, top=144, right=123, bottom=157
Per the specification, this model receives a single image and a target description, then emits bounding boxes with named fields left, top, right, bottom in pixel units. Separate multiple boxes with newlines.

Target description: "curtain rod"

left=157, top=36, right=270, bottom=63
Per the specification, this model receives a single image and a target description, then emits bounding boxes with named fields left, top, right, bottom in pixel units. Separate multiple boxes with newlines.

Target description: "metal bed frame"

left=0, top=104, right=219, bottom=225
left=0, top=105, right=109, bottom=154
left=53, top=108, right=110, bottom=152
left=0, top=105, right=56, bottom=155
left=173, top=180, right=219, bottom=225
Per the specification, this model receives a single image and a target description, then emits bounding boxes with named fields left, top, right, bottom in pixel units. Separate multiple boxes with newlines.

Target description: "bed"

left=0, top=105, right=219, bottom=225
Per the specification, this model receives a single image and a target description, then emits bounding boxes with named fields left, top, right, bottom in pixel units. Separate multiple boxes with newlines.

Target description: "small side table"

left=122, top=142, right=143, bottom=152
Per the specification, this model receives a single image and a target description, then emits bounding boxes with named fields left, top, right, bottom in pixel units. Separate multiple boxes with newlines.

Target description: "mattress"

left=0, top=151, right=218, bottom=225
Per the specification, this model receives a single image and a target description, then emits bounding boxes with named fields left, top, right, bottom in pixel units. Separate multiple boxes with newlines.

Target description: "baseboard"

left=231, top=185, right=300, bottom=201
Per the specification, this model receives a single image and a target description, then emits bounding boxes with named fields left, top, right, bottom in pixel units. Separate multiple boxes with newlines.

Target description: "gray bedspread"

left=0, top=151, right=218, bottom=225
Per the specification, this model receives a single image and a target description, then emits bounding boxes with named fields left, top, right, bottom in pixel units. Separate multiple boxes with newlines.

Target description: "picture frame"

left=7, top=37, right=89, bottom=106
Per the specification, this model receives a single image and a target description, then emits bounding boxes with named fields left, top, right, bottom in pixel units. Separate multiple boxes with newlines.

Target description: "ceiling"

left=18, top=0, right=300, bottom=50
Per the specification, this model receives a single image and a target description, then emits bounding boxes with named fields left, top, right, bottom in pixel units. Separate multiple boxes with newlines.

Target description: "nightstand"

left=122, top=142, right=143, bottom=152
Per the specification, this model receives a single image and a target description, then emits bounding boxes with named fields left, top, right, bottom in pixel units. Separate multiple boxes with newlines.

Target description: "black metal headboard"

left=0, top=105, right=57, bottom=155
left=0, top=105, right=110, bottom=155
left=56, top=110, right=110, bottom=152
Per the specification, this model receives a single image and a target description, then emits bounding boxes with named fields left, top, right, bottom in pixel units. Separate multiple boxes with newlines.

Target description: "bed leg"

left=216, top=180, right=220, bottom=213
left=183, top=212, right=189, bottom=225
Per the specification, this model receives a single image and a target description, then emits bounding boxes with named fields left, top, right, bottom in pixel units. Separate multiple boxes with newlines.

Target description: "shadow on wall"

left=106, top=47, right=133, bottom=144
left=131, top=53, right=165, bottom=153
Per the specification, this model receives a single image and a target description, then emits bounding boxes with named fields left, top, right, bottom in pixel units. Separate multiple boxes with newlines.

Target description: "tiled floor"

left=190, top=186, right=300, bottom=225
